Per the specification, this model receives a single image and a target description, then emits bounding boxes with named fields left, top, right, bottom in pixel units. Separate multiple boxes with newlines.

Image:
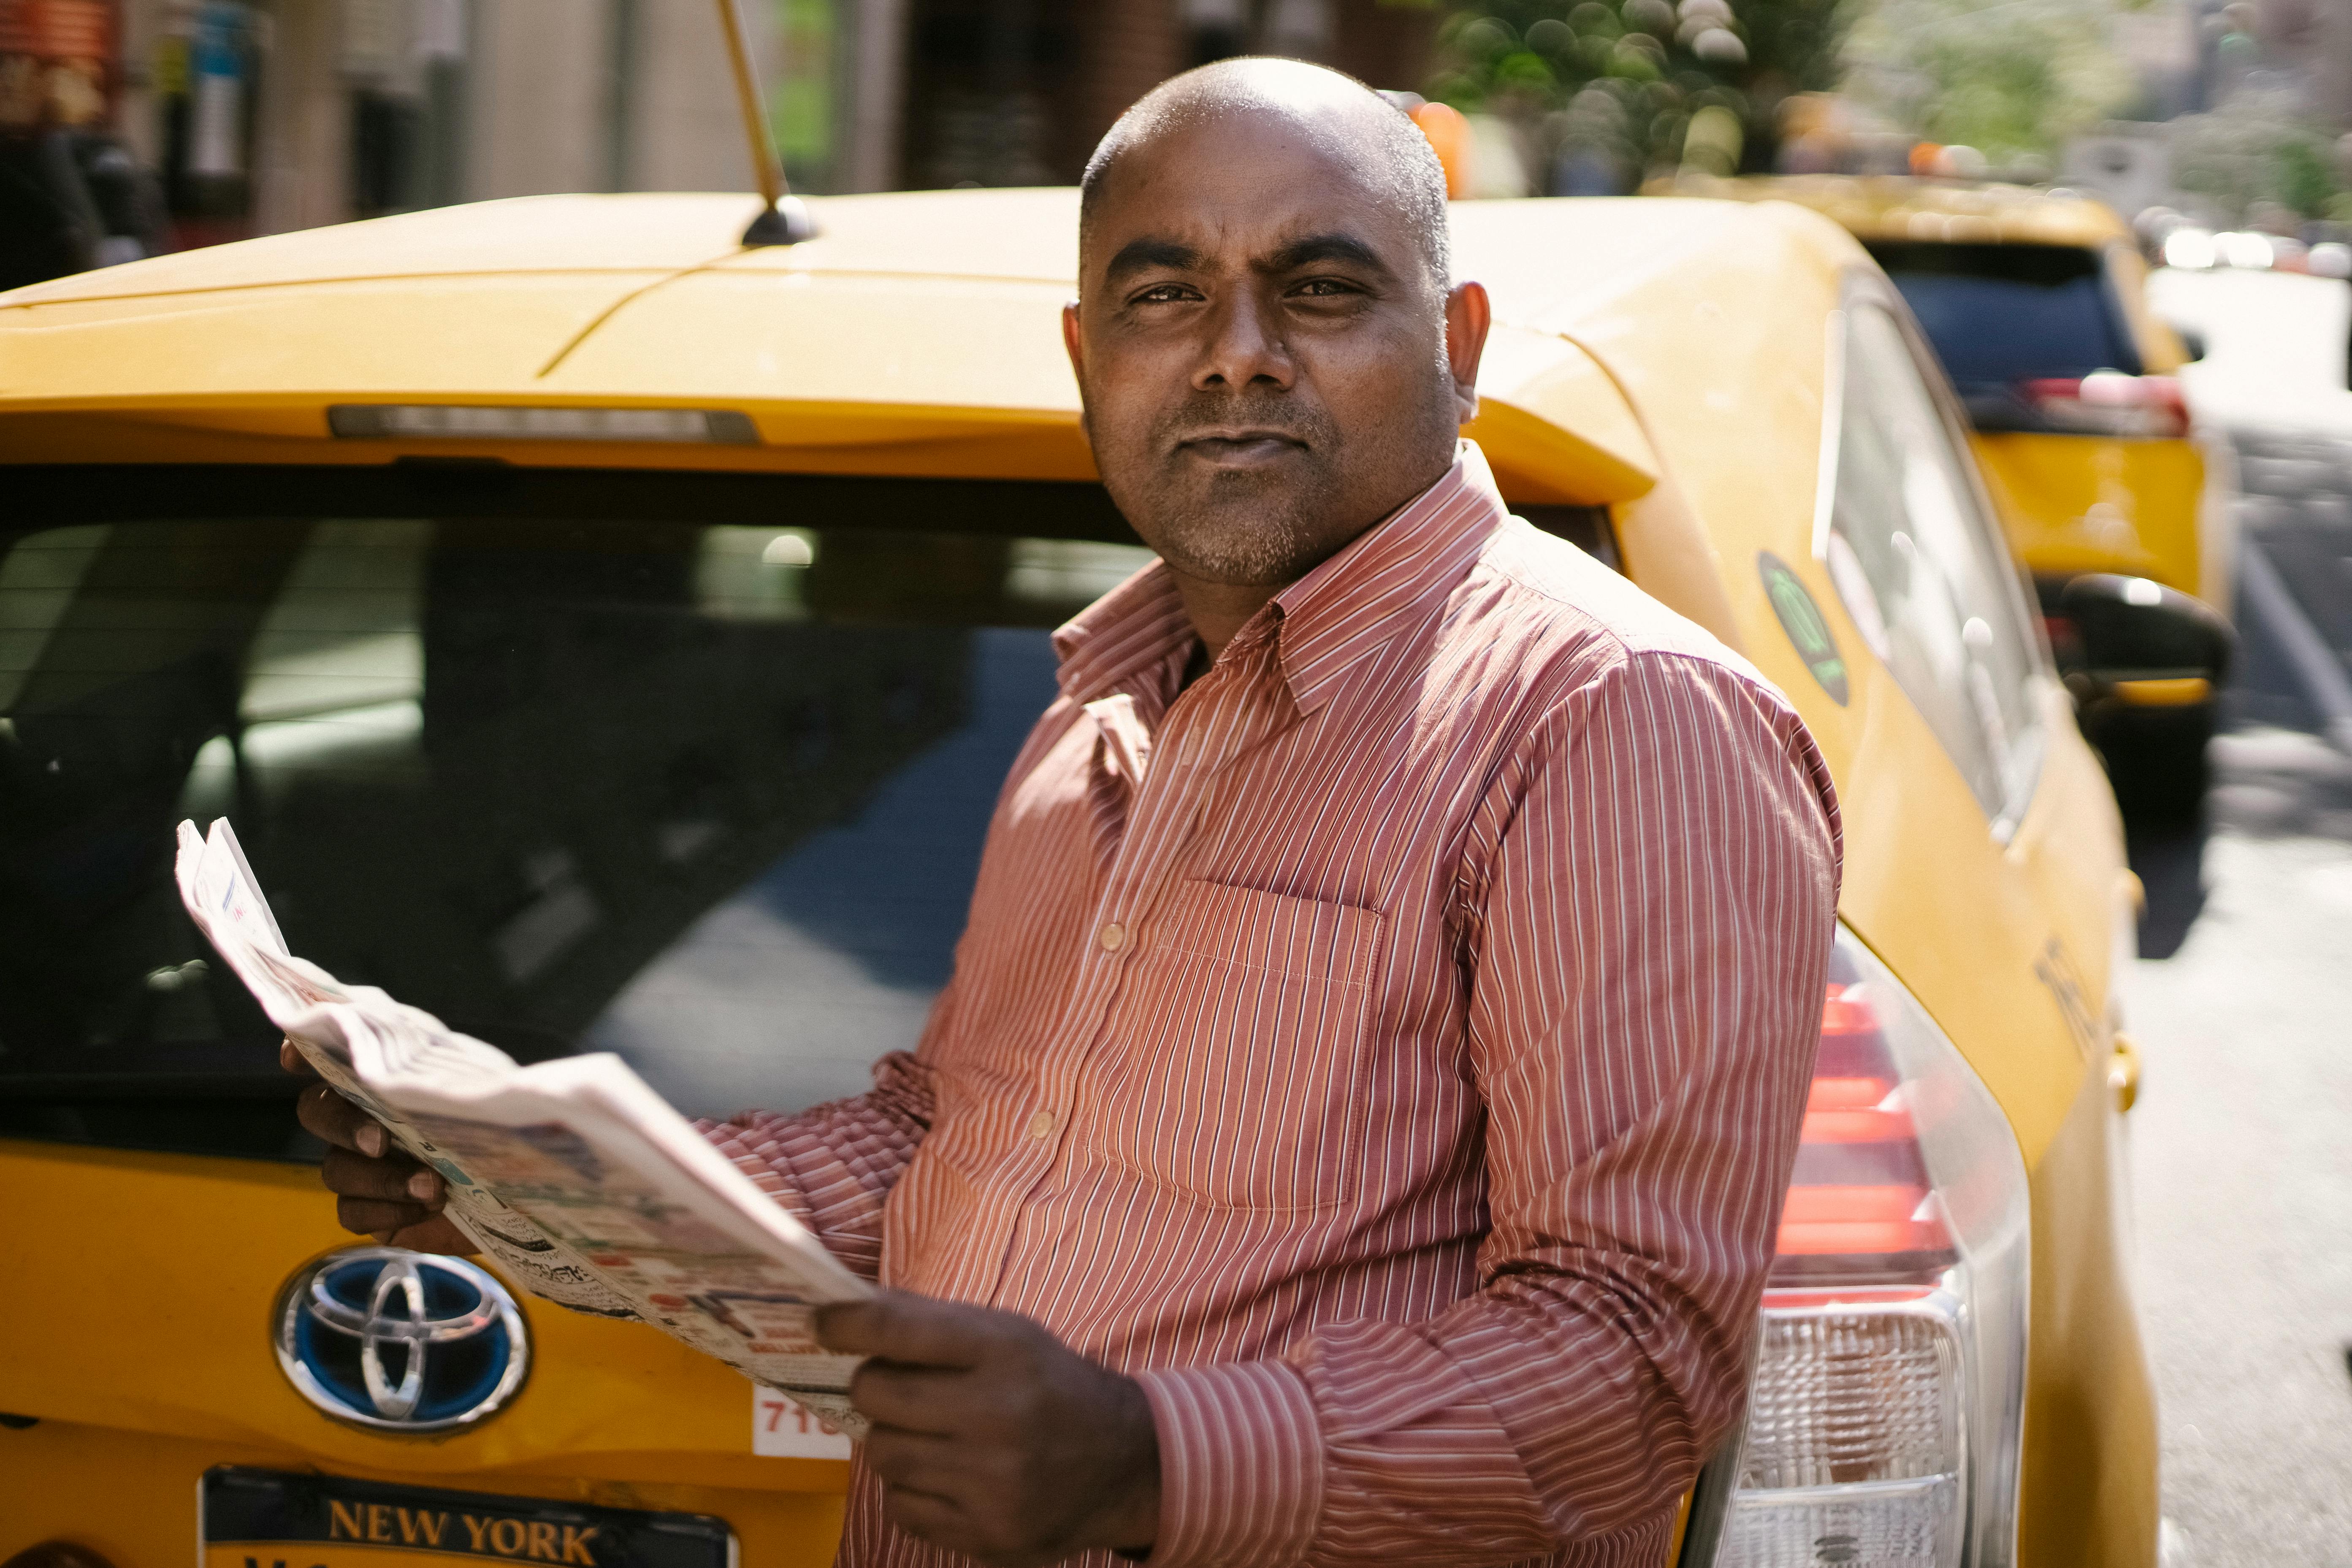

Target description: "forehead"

left=1084, top=109, right=1414, bottom=268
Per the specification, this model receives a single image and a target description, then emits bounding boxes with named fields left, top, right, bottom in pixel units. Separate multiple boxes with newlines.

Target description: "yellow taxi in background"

left=0, top=189, right=2169, bottom=1567
left=1669, top=174, right=2237, bottom=815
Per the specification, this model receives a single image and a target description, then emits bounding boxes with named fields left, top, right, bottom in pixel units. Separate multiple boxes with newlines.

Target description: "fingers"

left=816, top=1291, right=1011, bottom=1368
left=321, top=1147, right=443, bottom=1207
left=296, top=1081, right=391, bottom=1157
left=313, top=1124, right=442, bottom=1241
left=876, top=1485, right=981, bottom=1560
left=850, top=1362, right=967, bottom=1435
left=280, top=1050, right=468, bottom=1261
left=387, top=1213, right=480, bottom=1256
left=862, top=1424, right=962, bottom=1480
left=835, top=1299, right=1162, bottom=1568
left=880, top=1483, right=1063, bottom=1568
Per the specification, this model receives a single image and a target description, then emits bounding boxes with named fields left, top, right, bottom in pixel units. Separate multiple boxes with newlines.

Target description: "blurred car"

left=0, top=189, right=2167, bottom=1568
left=1669, top=174, right=2236, bottom=815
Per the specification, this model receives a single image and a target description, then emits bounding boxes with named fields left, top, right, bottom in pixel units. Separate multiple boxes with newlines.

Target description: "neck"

left=1168, top=574, right=1284, bottom=662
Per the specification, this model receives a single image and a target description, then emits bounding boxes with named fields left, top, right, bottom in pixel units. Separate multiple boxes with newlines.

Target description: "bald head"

left=1080, top=59, right=1451, bottom=290
left=1058, top=57, right=1488, bottom=635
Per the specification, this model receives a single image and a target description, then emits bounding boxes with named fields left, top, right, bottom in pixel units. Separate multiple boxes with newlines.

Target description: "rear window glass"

left=1862, top=241, right=2140, bottom=386
left=0, top=468, right=1146, bottom=1159
left=1, top=466, right=1620, bottom=1162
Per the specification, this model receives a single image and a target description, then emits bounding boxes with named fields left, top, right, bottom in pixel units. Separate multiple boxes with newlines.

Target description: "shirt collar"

left=1052, top=440, right=1507, bottom=714
left=1051, top=553, right=1193, bottom=706
left=1261, top=440, right=1506, bottom=715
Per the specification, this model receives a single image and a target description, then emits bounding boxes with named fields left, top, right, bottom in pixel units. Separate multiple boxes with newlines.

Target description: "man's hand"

left=282, top=1038, right=474, bottom=1254
left=816, top=1292, right=1161, bottom=1567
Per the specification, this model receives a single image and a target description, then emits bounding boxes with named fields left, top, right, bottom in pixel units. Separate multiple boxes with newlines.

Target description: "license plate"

left=201, top=1468, right=734, bottom=1568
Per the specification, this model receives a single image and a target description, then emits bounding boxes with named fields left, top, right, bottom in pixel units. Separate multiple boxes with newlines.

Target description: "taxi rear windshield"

left=1864, top=241, right=2142, bottom=388
left=1, top=464, right=1615, bottom=1163
left=2, top=467, right=1141, bottom=1160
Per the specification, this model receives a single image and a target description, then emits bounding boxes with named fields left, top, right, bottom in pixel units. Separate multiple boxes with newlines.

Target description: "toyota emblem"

left=272, top=1247, right=529, bottom=1433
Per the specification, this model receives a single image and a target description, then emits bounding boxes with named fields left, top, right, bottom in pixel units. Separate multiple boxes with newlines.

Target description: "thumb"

left=815, top=1290, right=993, bottom=1366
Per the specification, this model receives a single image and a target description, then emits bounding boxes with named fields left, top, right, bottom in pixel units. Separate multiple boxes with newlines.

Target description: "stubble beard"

left=1146, top=468, right=1334, bottom=585
left=1111, top=395, right=1347, bottom=587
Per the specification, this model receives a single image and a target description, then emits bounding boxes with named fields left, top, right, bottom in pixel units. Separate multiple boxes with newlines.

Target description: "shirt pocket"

left=1091, top=879, right=1387, bottom=1211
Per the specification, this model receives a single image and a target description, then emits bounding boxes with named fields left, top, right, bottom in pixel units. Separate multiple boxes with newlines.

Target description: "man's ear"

left=1062, top=301, right=1086, bottom=386
left=1445, top=280, right=1490, bottom=425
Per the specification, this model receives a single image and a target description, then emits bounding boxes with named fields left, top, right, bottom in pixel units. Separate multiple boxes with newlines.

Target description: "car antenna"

left=716, top=0, right=816, bottom=246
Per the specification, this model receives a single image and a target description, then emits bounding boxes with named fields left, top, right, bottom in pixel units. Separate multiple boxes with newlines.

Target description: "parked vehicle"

left=1670, top=174, right=2236, bottom=817
left=0, top=187, right=2170, bottom=1567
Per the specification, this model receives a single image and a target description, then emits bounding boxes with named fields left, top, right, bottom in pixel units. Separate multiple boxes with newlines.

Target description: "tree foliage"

left=1433, top=0, right=2347, bottom=216
left=2169, top=84, right=2347, bottom=224
left=1841, top=0, right=2135, bottom=165
left=1425, top=0, right=1848, bottom=187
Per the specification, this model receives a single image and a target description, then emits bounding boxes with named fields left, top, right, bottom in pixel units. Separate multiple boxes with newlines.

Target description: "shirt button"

left=1027, top=1110, right=1055, bottom=1140
left=1098, top=922, right=1126, bottom=952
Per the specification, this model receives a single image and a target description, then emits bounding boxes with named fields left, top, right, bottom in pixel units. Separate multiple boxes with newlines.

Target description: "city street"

left=2124, top=269, right=2352, bottom=1565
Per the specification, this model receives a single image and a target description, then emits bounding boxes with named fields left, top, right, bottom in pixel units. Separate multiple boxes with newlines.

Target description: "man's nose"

left=1192, top=291, right=1295, bottom=393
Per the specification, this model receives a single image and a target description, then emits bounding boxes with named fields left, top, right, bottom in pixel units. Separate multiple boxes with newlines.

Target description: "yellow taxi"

left=0, top=188, right=2168, bottom=1567
left=1664, top=173, right=2236, bottom=813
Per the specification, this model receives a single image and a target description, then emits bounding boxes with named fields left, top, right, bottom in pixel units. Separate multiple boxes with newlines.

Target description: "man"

left=301, top=58, right=1840, bottom=1568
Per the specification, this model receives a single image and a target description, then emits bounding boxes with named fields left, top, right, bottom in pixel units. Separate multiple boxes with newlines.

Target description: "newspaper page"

left=176, top=818, right=872, bottom=1428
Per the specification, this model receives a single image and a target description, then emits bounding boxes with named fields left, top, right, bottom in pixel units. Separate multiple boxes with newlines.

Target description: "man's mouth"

left=1175, top=429, right=1308, bottom=469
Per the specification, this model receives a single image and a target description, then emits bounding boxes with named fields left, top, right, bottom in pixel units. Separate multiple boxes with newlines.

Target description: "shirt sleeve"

left=698, top=1046, right=938, bottom=1284
left=1134, top=649, right=1843, bottom=1567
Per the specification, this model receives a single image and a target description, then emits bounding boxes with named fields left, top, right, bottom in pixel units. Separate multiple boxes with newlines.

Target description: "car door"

left=1810, top=275, right=2159, bottom=1568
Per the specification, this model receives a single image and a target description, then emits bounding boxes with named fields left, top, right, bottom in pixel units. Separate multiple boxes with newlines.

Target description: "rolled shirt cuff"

left=1132, top=1359, right=1325, bottom=1568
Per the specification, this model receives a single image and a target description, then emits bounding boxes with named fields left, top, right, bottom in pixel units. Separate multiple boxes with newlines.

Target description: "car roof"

left=0, top=190, right=1845, bottom=509
left=1665, top=174, right=2133, bottom=249
left=0, top=186, right=1742, bottom=322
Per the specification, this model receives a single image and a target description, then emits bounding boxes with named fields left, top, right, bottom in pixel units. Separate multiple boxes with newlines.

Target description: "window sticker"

left=1759, top=551, right=1850, bottom=705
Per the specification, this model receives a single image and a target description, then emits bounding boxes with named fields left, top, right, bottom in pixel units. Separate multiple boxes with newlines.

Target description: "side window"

left=1825, top=301, right=2046, bottom=827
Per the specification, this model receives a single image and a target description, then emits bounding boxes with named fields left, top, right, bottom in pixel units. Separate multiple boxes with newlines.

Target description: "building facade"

left=3, top=0, right=1436, bottom=264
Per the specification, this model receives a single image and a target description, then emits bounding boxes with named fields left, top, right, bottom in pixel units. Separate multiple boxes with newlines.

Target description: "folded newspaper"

left=175, top=817, right=871, bottom=1433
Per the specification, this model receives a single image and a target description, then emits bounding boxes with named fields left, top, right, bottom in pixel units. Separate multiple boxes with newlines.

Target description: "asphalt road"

left=2118, top=269, right=2352, bottom=1566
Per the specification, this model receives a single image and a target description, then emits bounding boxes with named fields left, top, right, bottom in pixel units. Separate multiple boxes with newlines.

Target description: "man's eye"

left=1293, top=279, right=1360, bottom=298
left=1133, top=284, right=1197, bottom=304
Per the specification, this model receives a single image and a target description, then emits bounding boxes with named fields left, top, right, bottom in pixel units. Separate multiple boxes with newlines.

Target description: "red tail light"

left=2017, top=373, right=2188, bottom=438
left=1717, top=934, right=2034, bottom=1568
left=1771, top=981, right=1956, bottom=1282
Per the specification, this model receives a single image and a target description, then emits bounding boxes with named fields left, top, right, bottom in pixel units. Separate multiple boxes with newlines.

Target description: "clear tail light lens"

left=2017, top=373, right=2189, bottom=438
left=1714, top=928, right=2032, bottom=1568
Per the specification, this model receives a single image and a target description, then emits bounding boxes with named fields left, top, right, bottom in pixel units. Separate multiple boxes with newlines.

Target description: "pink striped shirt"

left=706, top=442, right=1842, bottom=1568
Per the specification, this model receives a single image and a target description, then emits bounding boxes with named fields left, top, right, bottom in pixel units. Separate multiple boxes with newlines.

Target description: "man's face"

left=1065, top=112, right=1486, bottom=587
